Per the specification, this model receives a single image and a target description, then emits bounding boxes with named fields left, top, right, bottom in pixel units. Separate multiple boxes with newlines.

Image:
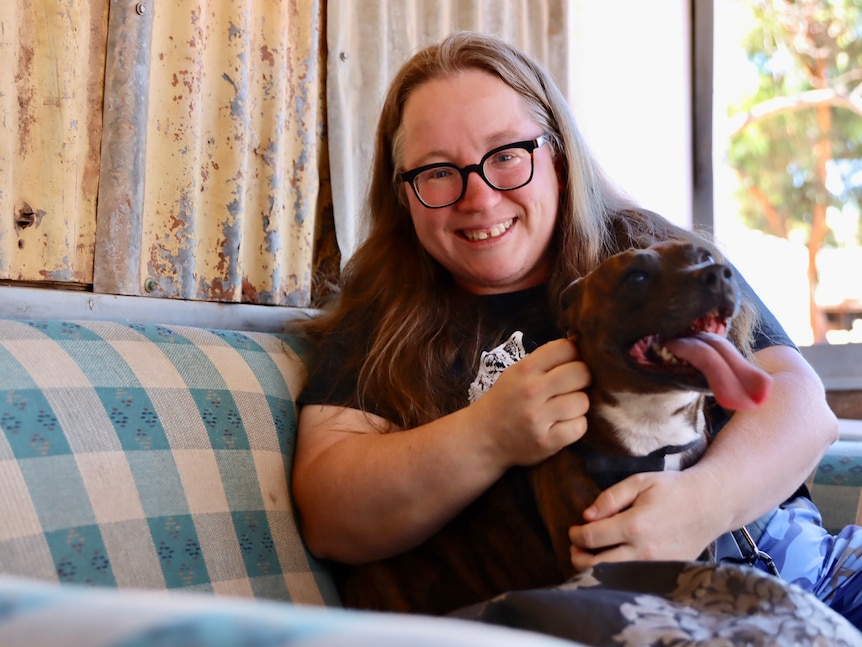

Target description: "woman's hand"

left=294, top=338, right=590, bottom=565
left=473, top=338, right=591, bottom=468
left=567, top=344, right=837, bottom=571
left=567, top=470, right=719, bottom=569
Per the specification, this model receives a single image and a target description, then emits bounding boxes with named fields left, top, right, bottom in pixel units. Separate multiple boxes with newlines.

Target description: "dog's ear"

left=559, top=277, right=583, bottom=310
left=558, top=278, right=584, bottom=337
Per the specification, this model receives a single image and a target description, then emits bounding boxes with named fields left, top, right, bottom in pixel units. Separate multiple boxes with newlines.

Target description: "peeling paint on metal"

left=0, top=1, right=108, bottom=285
left=139, top=0, right=323, bottom=305
left=1, top=0, right=323, bottom=306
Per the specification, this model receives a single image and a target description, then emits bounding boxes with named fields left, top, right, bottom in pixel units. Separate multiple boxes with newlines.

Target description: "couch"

left=1, top=291, right=861, bottom=646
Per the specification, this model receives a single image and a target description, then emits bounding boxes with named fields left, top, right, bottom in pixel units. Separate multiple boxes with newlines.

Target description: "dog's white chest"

left=596, top=390, right=705, bottom=456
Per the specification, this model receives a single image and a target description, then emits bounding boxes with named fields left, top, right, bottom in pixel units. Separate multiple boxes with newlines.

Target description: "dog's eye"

left=622, top=270, right=648, bottom=286
left=699, top=251, right=715, bottom=264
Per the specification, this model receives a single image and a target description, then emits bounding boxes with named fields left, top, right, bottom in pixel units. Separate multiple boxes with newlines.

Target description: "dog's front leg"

left=528, top=448, right=602, bottom=578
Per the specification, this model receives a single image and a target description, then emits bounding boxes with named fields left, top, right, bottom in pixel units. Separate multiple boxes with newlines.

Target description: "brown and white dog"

left=338, top=240, right=772, bottom=616
left=530, top=239, right=772, bottom=573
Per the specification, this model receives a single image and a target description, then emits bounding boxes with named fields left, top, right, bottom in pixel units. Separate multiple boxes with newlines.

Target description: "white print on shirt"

left=467, top=331, right=528, bottom=403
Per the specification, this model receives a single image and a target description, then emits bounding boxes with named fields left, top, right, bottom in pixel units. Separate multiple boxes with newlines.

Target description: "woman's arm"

left=293, top=338, right=590, bottom=564
left=567, top=344, right=839, bottom=568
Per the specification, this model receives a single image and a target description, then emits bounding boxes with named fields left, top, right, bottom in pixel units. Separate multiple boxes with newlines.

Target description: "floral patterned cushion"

left=454, top=561, right=861, bottom=645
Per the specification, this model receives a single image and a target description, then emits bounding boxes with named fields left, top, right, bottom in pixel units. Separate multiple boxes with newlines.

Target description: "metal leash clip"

left=726, top=525, right=780, bottom=577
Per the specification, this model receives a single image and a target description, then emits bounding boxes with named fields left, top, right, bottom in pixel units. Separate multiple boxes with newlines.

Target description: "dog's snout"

left=697, top=263, right=733, bottom=288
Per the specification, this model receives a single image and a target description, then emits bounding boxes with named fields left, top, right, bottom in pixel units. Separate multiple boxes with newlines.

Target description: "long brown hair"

left=296, top=31, right=755, bottom=428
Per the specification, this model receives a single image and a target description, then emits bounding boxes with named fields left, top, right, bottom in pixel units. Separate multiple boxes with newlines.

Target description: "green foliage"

left=727, top=0, right=862, bottom=245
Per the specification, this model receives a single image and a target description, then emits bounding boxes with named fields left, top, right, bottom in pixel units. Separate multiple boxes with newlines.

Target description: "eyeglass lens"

left=413, top=145, right=534, bottom=207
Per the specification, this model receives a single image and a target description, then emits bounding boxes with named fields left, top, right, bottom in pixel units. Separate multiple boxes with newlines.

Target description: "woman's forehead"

left=399, top=71, right=536, bottom=164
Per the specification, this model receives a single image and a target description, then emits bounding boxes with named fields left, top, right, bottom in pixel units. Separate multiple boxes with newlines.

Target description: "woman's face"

left=399, top=69, right=560, bottom=295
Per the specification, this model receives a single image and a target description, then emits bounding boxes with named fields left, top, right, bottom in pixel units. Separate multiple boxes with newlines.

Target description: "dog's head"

left=560, top=240, right=769, bottom=410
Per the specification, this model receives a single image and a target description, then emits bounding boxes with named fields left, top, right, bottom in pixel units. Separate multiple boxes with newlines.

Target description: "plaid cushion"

left=809, top=439, right=862, bottom=535
left=0, top=319, right=339, bottom=605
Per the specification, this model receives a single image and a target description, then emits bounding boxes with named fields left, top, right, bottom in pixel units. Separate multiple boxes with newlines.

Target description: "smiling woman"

left=287, top=30, right=854, bottom=631
left=396, top=70, right=561, bottom=295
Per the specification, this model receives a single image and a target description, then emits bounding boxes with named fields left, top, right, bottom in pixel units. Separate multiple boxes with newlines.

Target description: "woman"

left=292, top=31, right=846, bottom=620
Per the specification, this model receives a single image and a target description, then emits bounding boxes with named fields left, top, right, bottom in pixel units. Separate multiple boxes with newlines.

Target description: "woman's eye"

left=421, top=167, right=455, bottom=183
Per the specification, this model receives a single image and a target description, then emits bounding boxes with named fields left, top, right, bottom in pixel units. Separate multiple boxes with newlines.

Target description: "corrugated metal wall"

left=0, top=0, right=109, bottom=287
left=134, top=0, right=326, bottom=305
left=1, top=0, right=325, bottom=306
left=98, top=0, right=327, bottom=305
left=0, top=0, right=564, bottom=306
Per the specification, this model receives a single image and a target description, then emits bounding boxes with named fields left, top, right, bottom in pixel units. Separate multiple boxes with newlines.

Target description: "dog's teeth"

left=657, top=345, right=678, bottom=364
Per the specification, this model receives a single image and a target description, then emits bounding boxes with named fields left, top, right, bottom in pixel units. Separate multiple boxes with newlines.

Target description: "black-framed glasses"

left=399, top=134, right=551, bottom=209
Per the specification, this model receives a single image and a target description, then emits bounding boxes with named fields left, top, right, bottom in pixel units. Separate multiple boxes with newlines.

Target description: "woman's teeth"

left=462, top=219, right=513, bottom=241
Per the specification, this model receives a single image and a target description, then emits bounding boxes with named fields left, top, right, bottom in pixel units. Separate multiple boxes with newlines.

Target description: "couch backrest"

left=0, top=319, right=339, bottom=605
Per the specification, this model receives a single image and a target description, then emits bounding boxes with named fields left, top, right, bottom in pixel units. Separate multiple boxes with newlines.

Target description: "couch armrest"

left=0, top=576, right=575, bottom=647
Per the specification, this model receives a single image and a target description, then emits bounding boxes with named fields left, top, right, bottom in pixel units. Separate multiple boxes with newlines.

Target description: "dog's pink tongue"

left=664, top=333, right=772, bottom=410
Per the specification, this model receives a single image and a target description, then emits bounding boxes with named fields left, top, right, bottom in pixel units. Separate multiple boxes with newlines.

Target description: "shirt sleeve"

left=735, top=267, right=797, bottom=352
left=297, top=327, right=364, bottom=410
left=706, top=266, right=797, bottom=436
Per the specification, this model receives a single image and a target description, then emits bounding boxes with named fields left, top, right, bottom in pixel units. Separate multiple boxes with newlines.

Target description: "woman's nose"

left=456, top=170, right=500, bottom=211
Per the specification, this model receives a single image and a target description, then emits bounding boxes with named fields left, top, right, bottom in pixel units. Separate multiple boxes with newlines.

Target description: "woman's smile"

left=459, top=218, right=515, bottom=242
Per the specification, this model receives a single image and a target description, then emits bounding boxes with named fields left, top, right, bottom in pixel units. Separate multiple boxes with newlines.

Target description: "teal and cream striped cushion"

left=0, top=319, right=338, bottom=605
left=810, top=439, right=862, bottom=535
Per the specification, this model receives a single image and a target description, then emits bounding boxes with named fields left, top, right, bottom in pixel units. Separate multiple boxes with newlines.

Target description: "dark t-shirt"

left=298, top=280, right=795, bottom=435
left=298, top=276, right=799, bottom=612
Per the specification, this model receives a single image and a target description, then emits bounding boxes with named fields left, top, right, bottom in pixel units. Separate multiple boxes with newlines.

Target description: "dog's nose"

left=697, top=263, right=733, bottom=289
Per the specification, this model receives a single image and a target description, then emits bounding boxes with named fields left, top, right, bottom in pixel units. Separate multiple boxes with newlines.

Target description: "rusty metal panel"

left=135, top=0, right=324, bottom=305
left=0, top=0, right=109, bottom=285
left=93, top=0, right=154, bottom=297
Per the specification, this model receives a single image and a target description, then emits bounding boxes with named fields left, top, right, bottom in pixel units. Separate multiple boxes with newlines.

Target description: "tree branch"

left=728, top=86, right=862, bottom=138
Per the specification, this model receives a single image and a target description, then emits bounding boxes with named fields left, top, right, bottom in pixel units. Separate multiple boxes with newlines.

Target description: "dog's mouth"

left=625, top=306, right=771, bottom=410
left=629, top=307, right=730, bottom=371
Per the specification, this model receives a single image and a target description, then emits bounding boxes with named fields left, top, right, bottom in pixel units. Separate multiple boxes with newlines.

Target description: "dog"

left=530, top=239, right=772, bottom=573
left=336, top=240, right=772, bottom=615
